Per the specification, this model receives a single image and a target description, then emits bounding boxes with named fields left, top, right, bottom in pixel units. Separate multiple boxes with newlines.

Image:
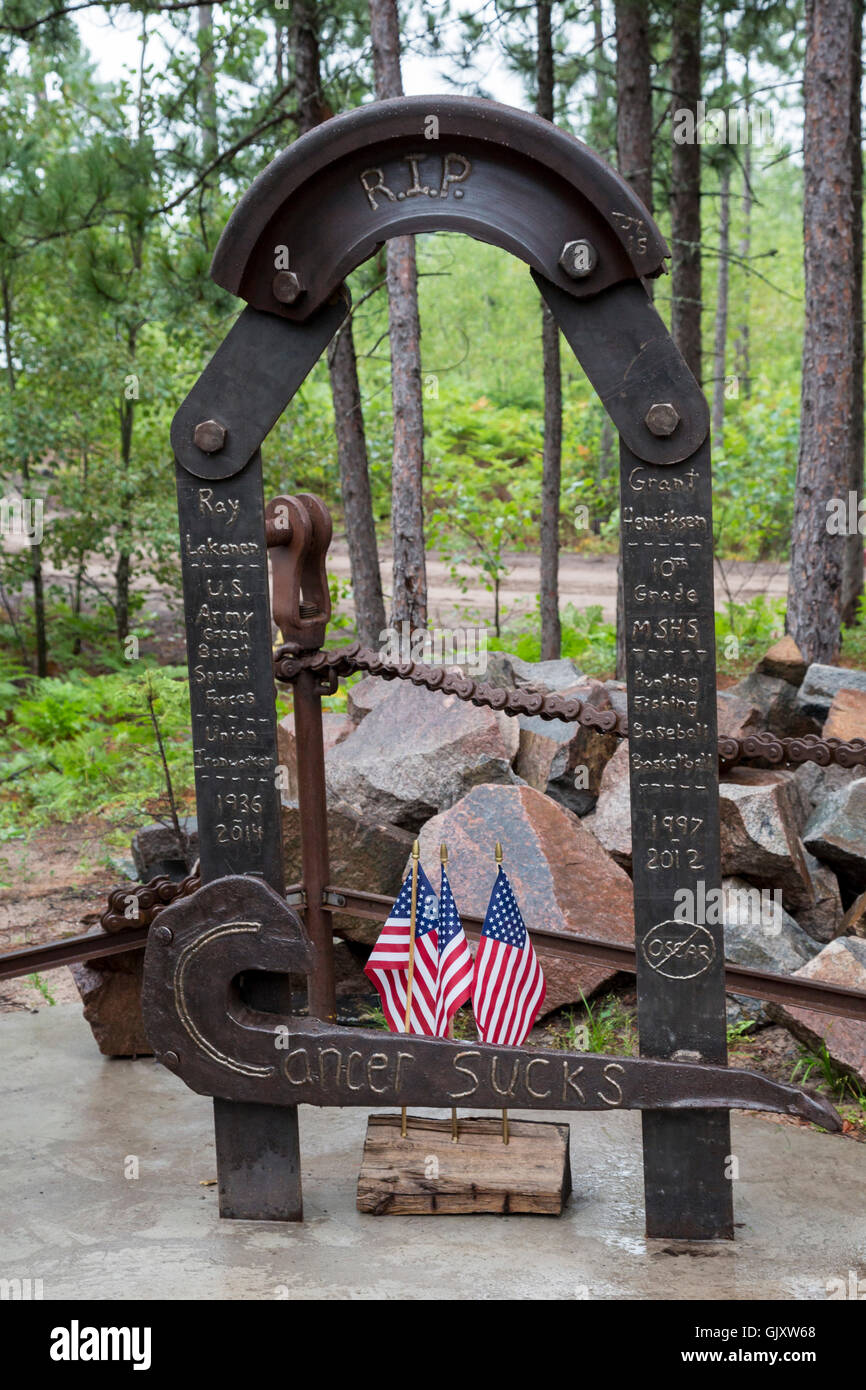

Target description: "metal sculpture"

left=144, top=95, right=842, bottom=1237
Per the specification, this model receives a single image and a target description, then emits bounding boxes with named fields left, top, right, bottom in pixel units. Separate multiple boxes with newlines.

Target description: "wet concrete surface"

left=1, top=1006, right=863, bottom=1300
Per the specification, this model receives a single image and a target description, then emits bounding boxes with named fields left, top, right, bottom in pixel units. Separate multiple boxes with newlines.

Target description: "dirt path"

left=0, top=824, right=121, bottom=1013
left=326, top=545, right=788, bottom=628
left=12, top=534, right=788, bottom=644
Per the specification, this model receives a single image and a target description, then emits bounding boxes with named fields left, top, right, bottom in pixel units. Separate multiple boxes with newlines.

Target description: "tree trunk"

left=328, top=324, right=386, bottom=645
left=787, top=0, right=857, bottom=664
left=734, top=62, right=752, bottom=399
left=290, top=0, right=386, bottom=645
left=197, top=6, right=218, bottom=166
left=540, top=303, right=562, bottom=659
left=115, top=361, right=135, bottom=646
left=711, top=26, right=730, bottom=450
left=711, top=165, right=730, bottom=450
left=2, top=271, right=47, bottom=676
left=615, top=0, right=653, bottom=212
left=537, top=1, right=562, bottom=659
left=844, top=0, right=864, bottom=625
left=369, top=0, right=427, bottom=629
left=670, top=0, right=702, bottom=382
left=614, top=0, right=653, bottom=679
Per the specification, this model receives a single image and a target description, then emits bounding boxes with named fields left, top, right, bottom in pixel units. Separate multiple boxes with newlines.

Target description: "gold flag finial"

left=412, top=839, right=420, bottom=860
left=495, top=841, right=503, bottom=865
left=440, top=841, right=448, bottom=866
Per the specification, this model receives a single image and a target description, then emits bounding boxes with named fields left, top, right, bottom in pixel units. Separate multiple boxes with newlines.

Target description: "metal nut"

left=153, top=924, right=173, bottom=944
left=193, top=419, right=226, bottom=453
left=558, top=239, right=598, bottom=280
left=644, top=402, right=680, bottom=437
left=272, top=270, right=304, bottom=304
left=162, top=1051, right=179, bottom=1069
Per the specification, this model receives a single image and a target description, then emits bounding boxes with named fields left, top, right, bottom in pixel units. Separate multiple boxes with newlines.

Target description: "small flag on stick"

left=435, top=848, right=474, bottom=1037
left=472, top=842, right=546, bottom=1142
left=364, top=844, right=440, bottom=1036
left=438, top=842, right=473, bottom=1143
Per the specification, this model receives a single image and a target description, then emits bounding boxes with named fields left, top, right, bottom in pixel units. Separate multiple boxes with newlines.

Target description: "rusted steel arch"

left=211, top=94, right=669, bottom=322
left=172, top=97, right=707, bottom=482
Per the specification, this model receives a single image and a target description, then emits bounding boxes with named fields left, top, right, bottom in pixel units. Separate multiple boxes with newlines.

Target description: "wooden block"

left=356, top=1114, right=572, bottom=1216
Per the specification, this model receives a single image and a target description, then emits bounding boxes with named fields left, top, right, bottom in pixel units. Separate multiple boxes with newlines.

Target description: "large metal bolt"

left=558, top=239, right=598, bottom=279
left=644, top=402, right=681, bottom=437
left=162, top=1051, right=180, bottom=1069
left=193, top=419, right=226, bottom=453
left=272, top=270, right=304, bottom=304
left=153, top=924, right=173, bottom=944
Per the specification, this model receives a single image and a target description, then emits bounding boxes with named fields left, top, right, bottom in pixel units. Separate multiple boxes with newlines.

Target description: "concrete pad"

left=1, top=1006, right=865, bottom=1300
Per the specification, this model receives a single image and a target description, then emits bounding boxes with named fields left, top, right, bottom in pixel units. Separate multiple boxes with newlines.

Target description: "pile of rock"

left=274, top=637, right=866, bottom=1084
left=75, top=638, right=866, bottom=1085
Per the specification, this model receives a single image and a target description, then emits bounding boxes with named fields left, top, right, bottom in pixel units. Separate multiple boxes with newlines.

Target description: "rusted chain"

left=273, top=641, right=625, bottom=734
left=100, top=872, right=200, bottom=934
left=718, top=731, right=866, bottom=771
left=274, top=643, right=866, bottom=770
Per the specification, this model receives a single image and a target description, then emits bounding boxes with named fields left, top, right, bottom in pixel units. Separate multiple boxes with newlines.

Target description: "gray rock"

left=726, top=995, right=765, bottom=1031
left=518, top=681, right=619, bottom=816
left=795, top=851, right=845, bottom=943
left=515, top=715, right=578, bottom=788
left=771, top=937, right=866, bottom=1085
left=347, top=676, right=393, bottom=725
left=602, top=680, right=629, bottom=724
left=131, top=817, right=198, bottom=881
left=721, top=875, right=821, bottom=1029
left=719, top=770, right=813, bottom=908
left=281, top=795, right=414, bottom=946
left=325, top=679, right=519, bottom=831
left=722, top=876, right=821, bottom=974
left=797, top=664, right=866, bottom=722
left=793, top=759, right=863, bottom=816
left=756, top=635, right=808, bottom=686
left=470, top=651, right=521, bottom=689
left=508, top=655, right=585, bottom=691
left=277, top=710, right=352, bottom=797
left=727, top=671, right=819, bottom=738
left=716, top=688, right=763, bottom=739
left=803, top=777, right=866, bottom=891
left=587, top=739, right=632, bottom=869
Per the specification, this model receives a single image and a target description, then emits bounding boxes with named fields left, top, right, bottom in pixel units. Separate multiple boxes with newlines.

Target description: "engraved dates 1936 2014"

left=176, top=467, right=284, bottom=887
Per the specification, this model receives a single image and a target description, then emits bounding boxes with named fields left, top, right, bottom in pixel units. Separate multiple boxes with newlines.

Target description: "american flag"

left=472, top=866, right=545, bottom=1046
left=364, top=865, right=441, bottom=1034
left=435, top=865, right=474, bottom=1035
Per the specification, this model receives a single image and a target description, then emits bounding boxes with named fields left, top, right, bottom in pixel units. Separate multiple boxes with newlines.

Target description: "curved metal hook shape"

left=142, top=877, right=841, bottom=1133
